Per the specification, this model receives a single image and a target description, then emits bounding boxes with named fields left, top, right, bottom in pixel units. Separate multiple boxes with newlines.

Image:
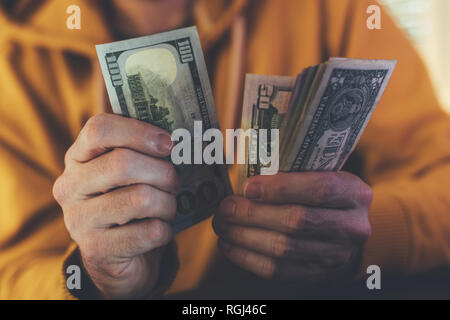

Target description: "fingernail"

left=244, top=183, right=262, bottom=200
left=220, top=199, right=236, bottom=218
left=156, top=133, right=173, bottom=154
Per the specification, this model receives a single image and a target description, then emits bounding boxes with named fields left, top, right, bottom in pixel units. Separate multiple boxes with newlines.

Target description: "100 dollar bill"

left=96, top=26, right=231, bottom=233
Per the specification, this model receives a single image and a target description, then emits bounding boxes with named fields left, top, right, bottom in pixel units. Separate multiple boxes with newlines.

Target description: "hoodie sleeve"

left=324, top=0, right=450, bottom=275
left=0, top=42, right=79, bottom=298
left=0, top=123, right=78, bottom=299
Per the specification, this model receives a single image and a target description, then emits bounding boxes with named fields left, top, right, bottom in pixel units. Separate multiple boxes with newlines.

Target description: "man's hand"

left=213, top=172, right=372, bottom=284
left=53, top=113, right=180, bottom=299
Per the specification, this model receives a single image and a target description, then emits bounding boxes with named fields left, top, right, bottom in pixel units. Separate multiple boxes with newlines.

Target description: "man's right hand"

left=53, top=113, right=180, bottom=299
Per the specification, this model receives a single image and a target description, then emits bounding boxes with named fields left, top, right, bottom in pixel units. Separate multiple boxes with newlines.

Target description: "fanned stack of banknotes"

left=96, top=26, right=396, bottom=233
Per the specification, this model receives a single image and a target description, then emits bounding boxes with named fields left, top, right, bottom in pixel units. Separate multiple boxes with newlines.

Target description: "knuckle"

left=53, top=172, right=79, bottom=206
left=145, top=220, right=171, bottom=245
left=345, top=215, right=372, bottom=242
left=283, top=206, right=304, bottom=233
left=270, top=234, right=290, bottom=257
left=52, top=175, right=66, bottom=204
left=123, top=233, right=143, bottom=255
left=358, top=220, right=372, bottom=241
left=317, top=172, right=340, bottom=201
left=273, top=181, right=289, bottom=200
left=114, top=214, right=130, bottom=228
left=244, top=201, right=257, bottom=221
left=83, top=114, right=109, bottom=143
left=108, top=148, right=133, bottom=175
left=129, top=185, right=152, bottom=211
left=339, top=172, right=373, bottom=208
left=356, top=182, right=373, bottom=207
left=259, top=258, right=276, bottom=279
left=228, top=225, right=243, bottom=241
left=234, top=247, right=248, bottom=263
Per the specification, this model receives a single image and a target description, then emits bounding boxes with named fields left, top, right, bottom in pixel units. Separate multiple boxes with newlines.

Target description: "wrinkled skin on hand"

left=214, top=171, right=372, bottom=284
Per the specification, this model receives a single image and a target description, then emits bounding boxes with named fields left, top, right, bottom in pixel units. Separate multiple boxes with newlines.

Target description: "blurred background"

left=381, top=0, right=450, bottom=113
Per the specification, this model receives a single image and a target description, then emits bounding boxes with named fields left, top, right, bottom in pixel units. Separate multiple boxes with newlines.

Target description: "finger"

left=68, top=113, right=174, bottom=163
left=83, top=184, right=177, bottom=228
left=215, top=223, right=350, bottom=264
left=242, top=172, right=372, bottom=208
left=73, top=148, right=180, bottom=196
left=218, top=239, right=345, bottom=282
left=101, top=219, right=172, bottom=259
left=215, top=196, right=369, bottom=240
left=216, top=195, right=308, bottom=235
left=218, top=239, right=276, bottom=279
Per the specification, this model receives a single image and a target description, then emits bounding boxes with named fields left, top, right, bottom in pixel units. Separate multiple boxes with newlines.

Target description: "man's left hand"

left=213, top=172, right=373, bottom=283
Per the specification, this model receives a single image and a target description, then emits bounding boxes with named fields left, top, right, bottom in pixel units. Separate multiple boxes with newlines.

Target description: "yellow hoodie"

left=0, top=0, right=449, bottom=299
